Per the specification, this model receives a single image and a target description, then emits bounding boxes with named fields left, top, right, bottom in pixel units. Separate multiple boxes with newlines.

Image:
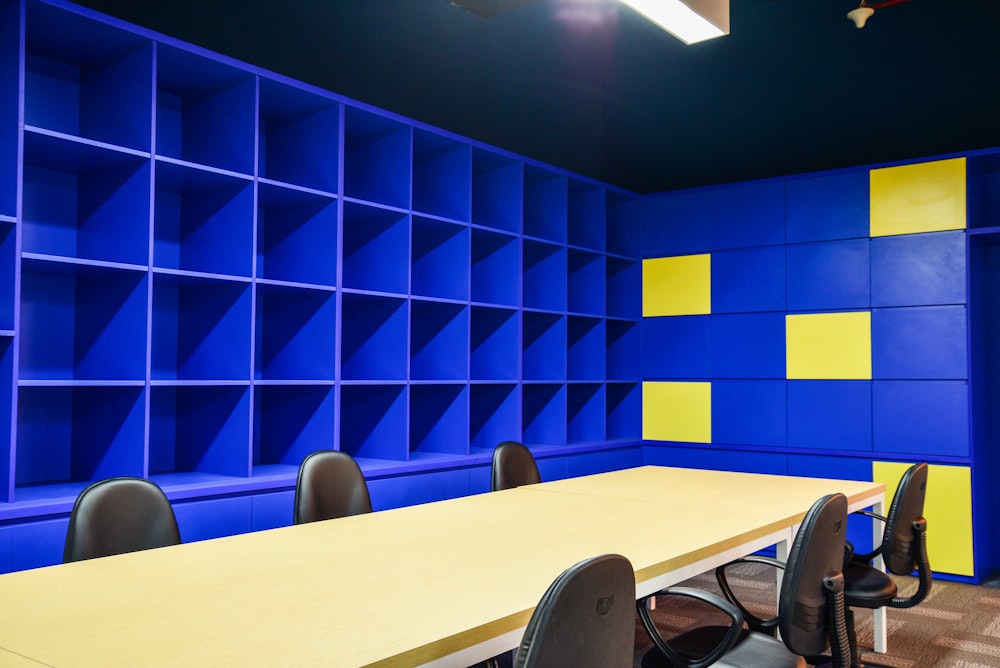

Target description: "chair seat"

left=713, top=632, right=808, bottom=668
left=640, top=627, right=748, bottom=667
left=642, top=630, right=806, bottom=668
left=843, top=561, right=898, bottom=609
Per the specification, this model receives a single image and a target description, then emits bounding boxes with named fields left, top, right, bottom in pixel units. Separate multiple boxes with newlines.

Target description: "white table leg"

left=871, top=498, right=888, bottom=654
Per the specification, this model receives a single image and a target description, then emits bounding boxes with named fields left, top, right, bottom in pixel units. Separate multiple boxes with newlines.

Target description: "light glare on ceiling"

left=619, top=0, right=729, bottom=44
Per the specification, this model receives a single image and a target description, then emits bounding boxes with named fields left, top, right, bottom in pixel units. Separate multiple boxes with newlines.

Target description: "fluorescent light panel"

left=620, top=0, right=729, bottom=44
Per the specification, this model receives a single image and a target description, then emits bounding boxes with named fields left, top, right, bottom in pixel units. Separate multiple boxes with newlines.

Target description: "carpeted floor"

left=475, top=564, right=1000, bottom=667
left=634, top=563, right=1000, bottom=667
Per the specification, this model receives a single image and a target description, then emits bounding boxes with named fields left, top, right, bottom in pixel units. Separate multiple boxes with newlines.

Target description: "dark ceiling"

left=71, top=0, right=1000, bottom=194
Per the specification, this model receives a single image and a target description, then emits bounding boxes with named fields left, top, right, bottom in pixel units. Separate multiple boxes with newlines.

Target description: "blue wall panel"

left=710, top=181, right=785, bottom=249
left=565, top=447, right=643, bottom=477
left=642, top=315, right=711, bottom=378
left=713, top=380, right=787, bottom=447
left=250, top=490, right=295, bottom=531
left=0, top=526, right=9, bottom=573
left=468, top=464, right=491, bottom=494
left=174, top=496, right=253, bottom=543
left=535, top=455, right=570, bottom=482
left=710, top=313, right=785, bottom=378
left=787, top=454, right=872, bottom=481
left=642, top=191, right=711, bottom=257
left=787, top=381, right=872, bottom=451
left=368, top=468, right=472, bottom=510
left=873, top=380, right=970, bottom=457
left=871, top=231, right=966, bottom=307
left=786, top=239, right=870, bottom=311
left=642, top=444, right=713, bottom=469
left=9, top=517, right=67, bottom=571
left=709, top=450, right=787, bottom=475
left=786, top=171, right=869, bottom=243
left=789, top=453, right=876, bottom=551
left=872, top=305, right=968, bottom=379
left=712, top=246, right=786, bottom=313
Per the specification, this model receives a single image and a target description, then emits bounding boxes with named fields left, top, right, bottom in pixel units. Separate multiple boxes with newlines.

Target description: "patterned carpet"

left=473, top=564, right=1000, bottom=667
left=633, top=563, right=1000, bottom=667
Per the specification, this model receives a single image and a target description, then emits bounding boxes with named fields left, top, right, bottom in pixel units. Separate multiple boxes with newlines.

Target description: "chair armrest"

left=637, top=587, right=745, bottom=668
left=715, top=556, right=784, bottom=635
left=846, top=509, right=889, bottom=565
left=852, top=508, right=887, bottom=523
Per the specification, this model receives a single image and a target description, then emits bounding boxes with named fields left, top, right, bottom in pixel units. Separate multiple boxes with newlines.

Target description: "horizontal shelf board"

left=339, top=380, right=408, bottom=386
left=154, top=154, right=253, bottom=182
left=339, top=287, right=409, bottom=299
left=605, top=250, right=642, bottom=262
left=967, top=226, right=1000, bottom=236
left=152, top=267, right=252, bottom=284
left=18, top=379, right=145, bottom=387
left=409, top=295, right=468, bottom=306
left=149, top=379, right=251, bottom=387
left=355, top=452, right=492, bottom=479
left=411, top=210, right=468, bottom=227
left=0, top=439, right=644, bottom=520
left=149, top=472, right=297, bottom=501
left=252, top=379, right=336, bottom=387
left=469, top=300, right=522, bottom=310
left=22, top=252, right=147, bottom=274
left=254, top=277, right=337, bottom=292
left=0, top=484, right=81, bottom=519
left=257, top=176, right=338, bottom=201
left=469, top=222, right=520, bottom=237
left=0, top=330, right=13, bottom=337
left=407, top=379, right=467, bottom=386
left=24, top=125, right=151, bottom=160
left=521, top=307, right=566, bottom=316
left=340, top=195, right=409, bottom=215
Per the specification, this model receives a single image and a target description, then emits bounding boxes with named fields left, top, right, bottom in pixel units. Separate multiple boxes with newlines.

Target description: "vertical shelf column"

left=0, top=0, right=20, bottom=219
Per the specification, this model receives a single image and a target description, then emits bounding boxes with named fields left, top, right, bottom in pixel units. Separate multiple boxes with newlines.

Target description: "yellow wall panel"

left=872, top=461, right=973, bottom=577
left=870, top=157, right=967, bottom=237
left=642, top=381, right=711, bottom=443
left=786, top=311, right=871, bottom=380
left=642, top=254, right=711, bottom=317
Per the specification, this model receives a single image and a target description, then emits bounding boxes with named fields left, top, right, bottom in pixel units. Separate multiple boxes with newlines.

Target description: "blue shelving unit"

left=0, top=0, right=642, bottom=572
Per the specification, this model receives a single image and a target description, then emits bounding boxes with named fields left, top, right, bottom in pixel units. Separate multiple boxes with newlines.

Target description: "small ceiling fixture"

left=847, top=0, right=912, bottom=29
left=619, top=0, right=729, bottom=45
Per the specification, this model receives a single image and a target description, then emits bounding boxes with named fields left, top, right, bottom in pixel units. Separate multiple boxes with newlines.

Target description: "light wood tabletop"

left=0, top=466, right=884, bottom=667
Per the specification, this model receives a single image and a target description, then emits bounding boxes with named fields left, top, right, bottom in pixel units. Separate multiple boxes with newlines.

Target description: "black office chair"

left=482, top=441, right=544, bottom=668
left=637, top=493, right=852, bottom=668
left=293, top=449, right=372, bottom=524
left=514, top=554, right=636, bottom=668
left=842, top=462, right=931, bottom=668
left=491, top=441, right=541, bottom=491
left=63, top=476, right=181, bottom=563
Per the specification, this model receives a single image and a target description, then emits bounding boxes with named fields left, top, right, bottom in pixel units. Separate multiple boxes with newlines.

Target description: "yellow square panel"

left=872, top=461, right=972, bottom=577
left=642, top=381, right=711, bottom=443
left=786, top=311, right=871, bottom=380
left=870, top=157, right=967, bottom=237
left=643, top=254, right=711, bottom=317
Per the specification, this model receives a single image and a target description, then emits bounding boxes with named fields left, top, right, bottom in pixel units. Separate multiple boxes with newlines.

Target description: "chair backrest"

left=491, top=441, right=541, bottom=491
left=63, top=476, right=181, bottom=563
left=514, top=554, right=635, bottom=668
left=881, top=462, right=929, bottom=576
left=293, top=450, right=372, bottom=524
left=778, top=492, right=849, bottom=659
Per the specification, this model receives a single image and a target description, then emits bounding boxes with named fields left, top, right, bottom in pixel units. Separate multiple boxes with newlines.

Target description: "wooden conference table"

left=0, top=466, right=884, bottom=667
